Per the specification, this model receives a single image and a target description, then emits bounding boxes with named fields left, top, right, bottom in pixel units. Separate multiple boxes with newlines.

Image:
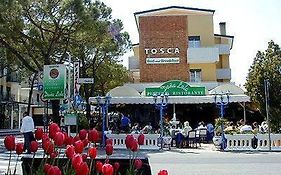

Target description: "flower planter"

left=212, top=136, right=222, bottom=150
left=22, top=156, right=152, bottom=175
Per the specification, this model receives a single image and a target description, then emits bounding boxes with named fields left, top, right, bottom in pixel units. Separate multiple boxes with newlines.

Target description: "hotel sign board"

left=145, top=80, right=205, bottom=96
left=43, top=64, right=66, bottom=100
left=146, top=57, right=180, bottom=64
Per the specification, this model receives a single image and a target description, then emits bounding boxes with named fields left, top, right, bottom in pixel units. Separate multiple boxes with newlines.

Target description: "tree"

left=0, top=0, right=131, bottom=123
left=94, top=60, right=131, bottom=96
left=70, top=3, right=131, bottom=119
left=245, top=40, right=281, bottom=132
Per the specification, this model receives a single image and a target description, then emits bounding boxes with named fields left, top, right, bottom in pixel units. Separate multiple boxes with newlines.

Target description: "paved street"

left=1, top=135, right=281, bottom=175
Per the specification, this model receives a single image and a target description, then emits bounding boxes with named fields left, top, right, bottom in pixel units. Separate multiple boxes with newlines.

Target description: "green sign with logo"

left=145, top=80, right=205, bottom=96
left=43, top=64, right=66, bottom=100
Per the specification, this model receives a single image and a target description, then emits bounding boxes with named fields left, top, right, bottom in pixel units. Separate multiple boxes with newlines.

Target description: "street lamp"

left=214, top=91, right=230, bottom=151
left=153, top=93, right=168, bottom=150
left=96, top=95, right=111, bottom=147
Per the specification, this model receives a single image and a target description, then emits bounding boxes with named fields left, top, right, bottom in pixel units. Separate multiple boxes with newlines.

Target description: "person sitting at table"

left=142, top=122, right=153, bottom=134
left=181, top=121, right=192, bottom=137
left=131, top=122, right=140, bottom=134
left=196, top=121, right=207, bottom=130
left=240, top=121, right=253, bottom=133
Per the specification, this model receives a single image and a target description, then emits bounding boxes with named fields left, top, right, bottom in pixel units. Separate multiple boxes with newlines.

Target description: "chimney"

left=219, top=22, right=226, bottom=35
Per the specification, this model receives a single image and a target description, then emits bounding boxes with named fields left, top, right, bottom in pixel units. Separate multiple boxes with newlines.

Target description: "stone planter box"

left=22, top=156, right=151, bottom=175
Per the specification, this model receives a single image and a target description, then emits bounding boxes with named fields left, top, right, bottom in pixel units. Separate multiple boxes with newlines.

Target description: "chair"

left=198, top=129, right=207, bottom=146
left=188, top=130, right=198, bottom=148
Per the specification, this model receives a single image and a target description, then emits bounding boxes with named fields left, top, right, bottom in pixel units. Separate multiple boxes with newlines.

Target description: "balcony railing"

left=187, top=47, right=219, bottom=63
left=215, top=44, right=231, bottom=55
left=216, top=68, right=231, bottom=80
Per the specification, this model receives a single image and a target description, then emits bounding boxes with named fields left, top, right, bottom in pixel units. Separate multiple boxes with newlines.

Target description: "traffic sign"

left=78, top=78, right=94, bottom=84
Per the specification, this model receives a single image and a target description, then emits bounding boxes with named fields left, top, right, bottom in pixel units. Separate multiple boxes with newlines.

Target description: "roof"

left=134, top=6, right=215, bottom=32
left=106, top=86, right=141, bottom=97
left=134, top=6, right=215, bottom=16
left=209, top=84, right=245, bottom=95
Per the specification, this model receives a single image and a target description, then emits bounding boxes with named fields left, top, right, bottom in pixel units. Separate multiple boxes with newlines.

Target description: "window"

left=190, top=69, right=201, bottom=82
left=188, top=36, right=201, bottom=48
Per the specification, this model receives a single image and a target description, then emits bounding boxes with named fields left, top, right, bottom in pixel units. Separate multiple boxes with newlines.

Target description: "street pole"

left=264, top=79, right=271, bottom=151
left=96, top=95, right=111, bottom=147
left=67, top=53, right=72, bottom=136
left=153, top=93, right=168, bottom=150
left=214, top=92, right=230, bottom=151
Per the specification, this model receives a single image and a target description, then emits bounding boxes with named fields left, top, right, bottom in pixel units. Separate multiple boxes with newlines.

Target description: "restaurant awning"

left=89, top=94, right=250, bottom=105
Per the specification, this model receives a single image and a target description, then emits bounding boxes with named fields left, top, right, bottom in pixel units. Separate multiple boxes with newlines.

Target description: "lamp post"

left=96, top=95, right=111, bottom=147
left=214, top=91, right=230, bottom=151
left=153, top=93, right=168, bottom=150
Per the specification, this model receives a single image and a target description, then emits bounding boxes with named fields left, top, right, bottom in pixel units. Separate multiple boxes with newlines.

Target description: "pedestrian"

left=120, top=113, right=131, bottom=133
left=20, top=111, right=35, bottom=153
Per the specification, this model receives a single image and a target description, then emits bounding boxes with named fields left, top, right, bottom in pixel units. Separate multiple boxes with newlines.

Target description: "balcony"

left=216, top=68, right=231, bottom=80
left=215, top=44, right=230, bottom=55
left=187, top=47, right=219, bottom=63
left=128, top=56, right=140, bottom=70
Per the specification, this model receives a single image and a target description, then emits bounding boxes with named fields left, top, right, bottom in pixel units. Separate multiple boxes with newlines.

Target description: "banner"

left=145, top=80, right=205, bottom=96
left=43, top=64, right=66, bottom=100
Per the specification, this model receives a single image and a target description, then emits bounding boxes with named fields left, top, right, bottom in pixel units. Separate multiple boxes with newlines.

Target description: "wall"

left=187, top=15, right=214, bottom=47
left=190, top=63, right=217, bottom=81
left=139, top=15, right=189, bottom=82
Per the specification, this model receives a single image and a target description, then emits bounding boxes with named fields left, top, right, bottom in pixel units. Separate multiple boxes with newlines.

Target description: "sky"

left=101, top=0, right=281, bottom=86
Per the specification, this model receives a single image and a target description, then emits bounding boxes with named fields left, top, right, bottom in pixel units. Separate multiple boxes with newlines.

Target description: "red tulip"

left=79, top=129, right=88, bottom=140
left=65, top=145, right=75, bottom=159
left=125, top=134, right=134, bottom=149
left=35, top=128, right=44, bottom=140
left=88, top=147, right=97, bottom=159
left=43, top=163, right=51, bottom=173
left=42, top=133, right=49, bottom=140
left=83, top=138, right=89, bottom=147
left=88, top=129, right=99, bottom=142
left=64, top=135, right=74, bottom=145
left=54, top=132, right=65, bottom=146
left=74, top=135, right=80, bottom=142
left=96, top=161, right=103, bottom=173
left=113, top=162, right=120, bottom=172
left=4, top=135, right=15, bottom=151
left=158, top=169, right=169, bottom=175
left=76, top=161, right=89, bottom=175
left=74, top=140, right=84, bottom=154
left=72, top=154, right=83, bottom=170
left=130, top=139, right=139, bottom=152
left=106, top=144, right=113, bottom=156
left=44, top=142, right=55, bottom=155
left=15, top=143, right=24, bottom=155
left=47, top=165, right=61, bottom=175
left=134, top=159, right=143, bottom=169
left=106, top=138, right=113, bottom=145
left=138, top=134, right=145, bottom=145
left=82, top=153, right=88, bottom=161
left=50, top=151, right=58, bottom=159
left=49, top=123, right=60, bottom=139
left=102, top=163, right=114, bottom=175
left=30, top=141, right=38, bottom=153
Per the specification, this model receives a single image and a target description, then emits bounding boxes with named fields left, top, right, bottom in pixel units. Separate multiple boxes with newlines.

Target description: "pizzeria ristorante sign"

left=145, top=80, right=205, bottom=96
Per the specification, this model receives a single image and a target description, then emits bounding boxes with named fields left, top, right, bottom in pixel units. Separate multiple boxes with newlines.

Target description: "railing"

left=224, top=134, right=281, bottom=151
left=187, top=47, right=219, bottom=63
left=216, top=68, right=231, bottom=80
left=106, top=133, right=160, bottom=150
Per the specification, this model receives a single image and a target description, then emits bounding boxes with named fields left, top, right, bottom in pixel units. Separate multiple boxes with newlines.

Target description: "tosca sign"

left=145, top=80, right=205, bottom=96
left=43, top=64, right=66, bottom=100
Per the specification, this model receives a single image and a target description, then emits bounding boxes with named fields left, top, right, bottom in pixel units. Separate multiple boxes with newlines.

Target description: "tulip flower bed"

left=4, top=123, right=169, bottom=175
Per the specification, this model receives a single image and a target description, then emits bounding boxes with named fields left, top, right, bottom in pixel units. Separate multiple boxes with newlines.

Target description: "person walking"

left=20, top=111, right=35, bottom=153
